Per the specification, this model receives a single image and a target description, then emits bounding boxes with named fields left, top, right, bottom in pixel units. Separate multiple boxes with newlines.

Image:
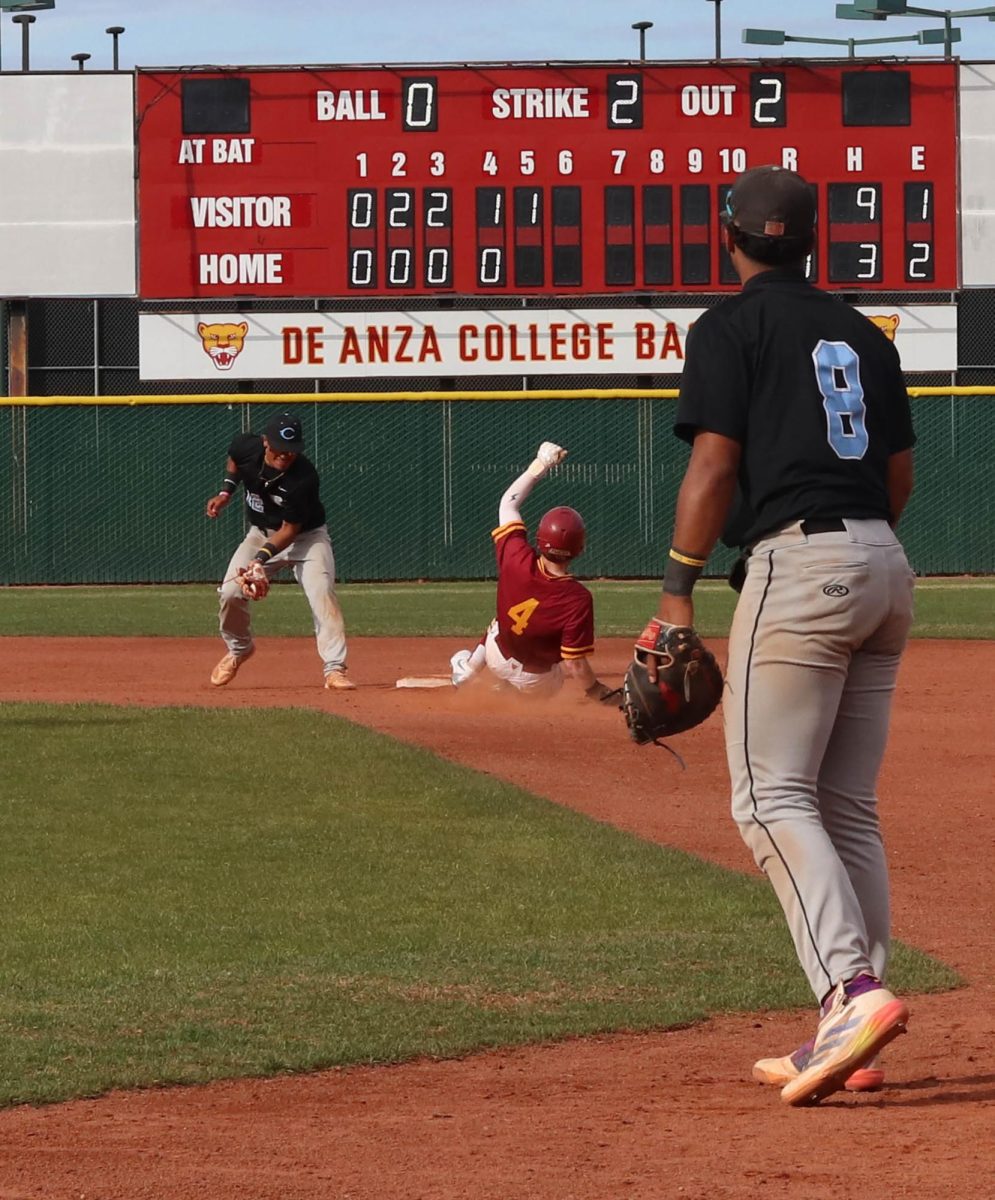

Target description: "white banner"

left=139, top=304, right=957, bottom=381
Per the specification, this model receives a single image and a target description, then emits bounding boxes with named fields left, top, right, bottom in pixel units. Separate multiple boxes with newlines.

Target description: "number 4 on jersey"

left=507, top=597, right=540, bottom=634
left=811, top=339, right=869, bottom=460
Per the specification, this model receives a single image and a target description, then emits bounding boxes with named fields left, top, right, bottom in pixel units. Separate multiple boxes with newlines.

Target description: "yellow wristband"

left=669, top=547, right=707, bottom=568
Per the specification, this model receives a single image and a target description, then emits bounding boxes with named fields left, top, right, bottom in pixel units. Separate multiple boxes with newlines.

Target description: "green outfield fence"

left=2, top=294, right=995, bottom=583
left=1, top=387, right=994, bottom=584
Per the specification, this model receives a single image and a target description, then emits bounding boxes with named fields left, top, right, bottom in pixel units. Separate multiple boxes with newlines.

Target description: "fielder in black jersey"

left=204, top=412, right=355, bottom=690
left=653, top=166, right=915, bottom=1106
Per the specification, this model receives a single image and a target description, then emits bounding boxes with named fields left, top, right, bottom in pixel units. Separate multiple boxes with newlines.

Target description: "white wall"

left=959, top=63, right=995, bottom=287
left=0, top=73, right=135, bottom=297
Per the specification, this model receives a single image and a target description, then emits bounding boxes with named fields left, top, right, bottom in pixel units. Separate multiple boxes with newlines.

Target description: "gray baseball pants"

left=724, top=518, right=914, bottom=1002
left=218, top=524, right=348, bottom=676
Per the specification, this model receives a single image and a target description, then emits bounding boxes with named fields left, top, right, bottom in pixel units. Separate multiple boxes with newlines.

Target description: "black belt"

left=801, top=518, right=847, bottom=535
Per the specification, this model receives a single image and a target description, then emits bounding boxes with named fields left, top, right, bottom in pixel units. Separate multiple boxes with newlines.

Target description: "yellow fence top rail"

left=1, top=386, right=994, bottom=406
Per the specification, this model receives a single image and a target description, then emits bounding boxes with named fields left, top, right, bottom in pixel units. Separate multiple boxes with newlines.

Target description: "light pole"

left=71, top=51, right=89, bottom=71
left=105, top=25, right=124, bottom=71
left=706, top=0, right=724, bottom=59
left=631, top=20, right=653, bottom=60
left=11, top=11, right=34, bottom=71
left=0, top=0, right=54, bottom=74
left=837, top=2, right=995, bottom=61
left=744, top=24, right=956, bottom=55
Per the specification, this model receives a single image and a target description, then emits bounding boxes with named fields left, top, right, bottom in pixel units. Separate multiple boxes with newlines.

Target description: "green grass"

left=0, top=703, right=957, bottom=1107
left=0, top=576, right=992, bottom=638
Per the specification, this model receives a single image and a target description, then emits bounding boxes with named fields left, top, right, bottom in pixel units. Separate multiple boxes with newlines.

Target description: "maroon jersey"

left=491, top=521, right=595, bottom=672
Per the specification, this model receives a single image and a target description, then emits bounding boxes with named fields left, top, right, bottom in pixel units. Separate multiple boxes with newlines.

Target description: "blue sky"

left=5, top=1, right=995, bottom=73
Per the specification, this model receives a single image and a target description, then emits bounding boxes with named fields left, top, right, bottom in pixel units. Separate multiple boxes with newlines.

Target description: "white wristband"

left=527, top=458, right=546, bottom=478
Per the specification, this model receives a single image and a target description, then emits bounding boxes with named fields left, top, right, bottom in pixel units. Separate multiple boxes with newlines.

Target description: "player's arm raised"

left=497, top=442, right=567, bottom=525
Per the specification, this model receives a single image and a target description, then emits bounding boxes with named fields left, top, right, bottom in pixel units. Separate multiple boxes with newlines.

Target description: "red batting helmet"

left=536, top=506, right=586, bottom=562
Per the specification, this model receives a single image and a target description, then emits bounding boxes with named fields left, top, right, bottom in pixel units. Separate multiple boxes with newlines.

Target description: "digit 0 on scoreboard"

left=423, top=188, right=453, bottom=287
left=476, top=187, right=507, bottom=287
left=347, top=188, right=377, bottom=289
left=385, top=189, right=415, bottom=289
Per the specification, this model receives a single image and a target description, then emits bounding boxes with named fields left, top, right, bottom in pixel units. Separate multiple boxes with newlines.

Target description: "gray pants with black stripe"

left=218, top=524, right=348, bottom=677
left=724, top=519, right=914, bottom=1003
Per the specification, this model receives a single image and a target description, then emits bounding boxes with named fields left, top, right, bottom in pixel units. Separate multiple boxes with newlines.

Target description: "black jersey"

left=675, top=269, right=916, bottom=549
left=228, top=433, right=326, bottom=532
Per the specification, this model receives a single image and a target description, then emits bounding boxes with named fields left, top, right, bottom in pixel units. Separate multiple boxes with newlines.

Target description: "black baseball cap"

left=263, top=413, right=304, bottom=453
left=724, top=165, right=816, bottom=241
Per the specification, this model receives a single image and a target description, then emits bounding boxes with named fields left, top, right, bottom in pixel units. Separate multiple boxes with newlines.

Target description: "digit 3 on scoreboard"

left=829, top=183, right=883, bottom=284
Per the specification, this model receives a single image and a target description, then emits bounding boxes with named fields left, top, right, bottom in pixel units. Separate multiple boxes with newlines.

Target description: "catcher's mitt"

left=622, top=618, right=723, bottom=746
left=237, top=560, right=270, bottom=601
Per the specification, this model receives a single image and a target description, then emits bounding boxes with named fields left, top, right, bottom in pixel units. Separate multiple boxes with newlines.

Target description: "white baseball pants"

left=724, top=518, right=914, bottom=1002
left=217, top=524, right=348, bottom=676
left=482, top=620, right=564, bottom=696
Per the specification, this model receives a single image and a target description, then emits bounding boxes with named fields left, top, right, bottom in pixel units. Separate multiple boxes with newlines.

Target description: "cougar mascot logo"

left=868, top=314, right=900, bottom=342
left=198, top=321, right=249, bottom=370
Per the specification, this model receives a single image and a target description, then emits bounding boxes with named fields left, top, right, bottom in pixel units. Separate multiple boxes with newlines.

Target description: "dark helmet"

left=536, top=506, right=586, bottom=562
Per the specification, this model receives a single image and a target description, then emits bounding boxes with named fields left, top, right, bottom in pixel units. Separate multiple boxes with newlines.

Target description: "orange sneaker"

left=779, top=982, right=908, bottom=1107
left=324, top=669, right=357, bottom=691
left=753, top=1050, right=884, bottom=1092
left=210, top=647, right=254, bottom=687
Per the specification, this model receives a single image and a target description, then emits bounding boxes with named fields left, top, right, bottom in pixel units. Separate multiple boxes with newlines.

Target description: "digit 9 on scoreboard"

left=828, top=183, right=883, bottom=284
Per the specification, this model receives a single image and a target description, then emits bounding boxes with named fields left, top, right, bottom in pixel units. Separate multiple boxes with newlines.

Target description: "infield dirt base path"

left=0, top=636, right=992, bottom=1200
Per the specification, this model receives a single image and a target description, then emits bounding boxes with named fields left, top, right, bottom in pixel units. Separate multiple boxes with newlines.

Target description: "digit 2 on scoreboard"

left=904, top=181, right=935, bottom=283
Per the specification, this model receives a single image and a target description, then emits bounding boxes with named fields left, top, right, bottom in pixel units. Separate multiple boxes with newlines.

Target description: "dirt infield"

left=0, top=635, right=992, bottom=1199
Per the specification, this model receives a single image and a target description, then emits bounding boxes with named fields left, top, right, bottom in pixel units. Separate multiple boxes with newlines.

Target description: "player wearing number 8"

left=651, top=165, right=917, bottom=1105
left=448, top=443, right=616, bottom=704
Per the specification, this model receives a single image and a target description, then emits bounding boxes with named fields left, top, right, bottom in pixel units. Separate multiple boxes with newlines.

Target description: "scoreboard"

left=136, top=61, right=959, bottom=299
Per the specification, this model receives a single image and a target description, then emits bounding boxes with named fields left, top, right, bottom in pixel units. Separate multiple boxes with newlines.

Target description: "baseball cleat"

left=324, top=669, right=357, bottom=691
left=210, top=647, right=254, bottom=687
left=780, top=982, right=909, bottom=1107
left=753, top=1049, right=885, bottom=1092
left=450, top=649, right=474, bottom=687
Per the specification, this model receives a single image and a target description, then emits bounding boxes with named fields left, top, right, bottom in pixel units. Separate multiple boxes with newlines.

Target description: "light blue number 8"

left=811, top=339, right=869, bottom=460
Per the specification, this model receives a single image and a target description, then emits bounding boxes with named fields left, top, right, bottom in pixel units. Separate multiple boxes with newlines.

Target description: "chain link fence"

left=2, top=293, right=993, bottom=583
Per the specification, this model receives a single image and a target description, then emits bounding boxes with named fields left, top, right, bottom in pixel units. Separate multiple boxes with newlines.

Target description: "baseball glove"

left=622, top=618, right=723, bottom=745
left=236, top=560, right=270, bottom=601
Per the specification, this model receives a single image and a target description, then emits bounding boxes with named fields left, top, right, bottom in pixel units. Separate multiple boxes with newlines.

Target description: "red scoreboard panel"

left=136, top=61, right=958, bottom=299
